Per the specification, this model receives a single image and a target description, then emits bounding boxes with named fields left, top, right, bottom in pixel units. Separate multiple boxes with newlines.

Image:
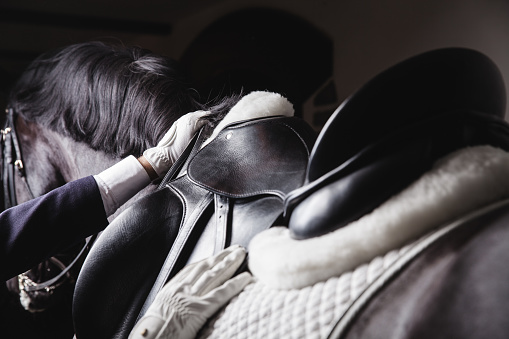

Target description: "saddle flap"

left=187, top=116, right=314, bottom=199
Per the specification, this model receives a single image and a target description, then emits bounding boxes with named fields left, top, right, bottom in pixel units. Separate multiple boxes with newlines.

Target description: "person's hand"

left=143, top=110, right=209, bottom=178
left=128, top=245, right=253, bottom=339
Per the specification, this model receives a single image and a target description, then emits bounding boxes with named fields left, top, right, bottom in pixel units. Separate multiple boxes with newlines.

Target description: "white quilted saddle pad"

left=198, top=241, right=416, bottom=339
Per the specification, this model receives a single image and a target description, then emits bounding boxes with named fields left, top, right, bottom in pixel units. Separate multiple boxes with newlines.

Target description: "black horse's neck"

left=13, top=116, right=157, bottom=219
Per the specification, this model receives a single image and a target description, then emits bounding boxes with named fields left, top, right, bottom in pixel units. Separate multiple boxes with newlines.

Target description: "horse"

left=0, top=41, right=237, bottom=339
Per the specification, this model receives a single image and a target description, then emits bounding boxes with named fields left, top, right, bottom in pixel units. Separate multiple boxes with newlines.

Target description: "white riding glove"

left=128, top=245, right=253, bottom=339
left=143, top=110, right=209, bottom=178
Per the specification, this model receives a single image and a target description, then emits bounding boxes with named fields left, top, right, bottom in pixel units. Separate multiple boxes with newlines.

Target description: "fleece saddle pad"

left=73, top=116, right=315, bottom=339
left=198, top=235, right=419, bottom=339
left=199, top=199, right=509, bottom=339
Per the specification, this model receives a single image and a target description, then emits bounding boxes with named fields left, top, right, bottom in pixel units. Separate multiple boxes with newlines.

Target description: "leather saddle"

left=73, top=115, right=316, bottom=339
left=284, top=47, right=509, bottom=240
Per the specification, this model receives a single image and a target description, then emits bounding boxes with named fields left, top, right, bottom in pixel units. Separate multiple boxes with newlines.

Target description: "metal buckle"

left=1, top=127, right=11, bottom=141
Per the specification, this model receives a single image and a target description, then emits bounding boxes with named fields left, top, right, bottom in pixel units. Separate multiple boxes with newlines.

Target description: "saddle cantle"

left=73, top=115, right=316, bottom=339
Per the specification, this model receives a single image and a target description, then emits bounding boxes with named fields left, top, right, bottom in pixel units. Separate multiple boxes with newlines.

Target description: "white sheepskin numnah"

left=201, top=91, right=294, bottom=148
left=249, top=146, right=509, bottom=289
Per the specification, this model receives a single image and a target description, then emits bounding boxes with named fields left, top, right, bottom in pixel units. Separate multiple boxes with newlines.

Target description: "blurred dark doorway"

left=180, top=8, right=333, bottom=118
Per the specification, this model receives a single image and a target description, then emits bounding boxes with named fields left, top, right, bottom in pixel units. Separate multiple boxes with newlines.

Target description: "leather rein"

left=1, top=107, right=92, bottom=295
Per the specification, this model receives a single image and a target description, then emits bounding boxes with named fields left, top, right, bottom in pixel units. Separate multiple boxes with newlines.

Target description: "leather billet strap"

left=214, top=194, right=230, bottom=253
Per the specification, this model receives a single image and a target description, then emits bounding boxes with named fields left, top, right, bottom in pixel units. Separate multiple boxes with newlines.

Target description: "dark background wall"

left=1, top=0, right=508, bottom=129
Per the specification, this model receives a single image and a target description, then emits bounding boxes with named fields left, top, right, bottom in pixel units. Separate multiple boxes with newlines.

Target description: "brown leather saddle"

left=73, top=115, right=316, bottom=339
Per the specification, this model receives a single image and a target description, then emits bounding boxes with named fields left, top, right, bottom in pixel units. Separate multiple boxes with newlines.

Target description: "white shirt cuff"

left=93, top=156, right=151, bottom=217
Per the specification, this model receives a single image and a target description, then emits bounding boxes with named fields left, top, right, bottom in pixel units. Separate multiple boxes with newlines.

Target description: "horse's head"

left=1, top=110, right=65, bottom=207
left=4, top=41, right=204, bottom=211
left=1, top=110, right=123, bottom=208
left=1, top=41, right=240, bottom=321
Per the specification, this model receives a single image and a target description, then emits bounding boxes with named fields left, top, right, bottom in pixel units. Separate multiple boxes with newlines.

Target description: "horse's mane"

left=8, top=41, right=239, bottom=158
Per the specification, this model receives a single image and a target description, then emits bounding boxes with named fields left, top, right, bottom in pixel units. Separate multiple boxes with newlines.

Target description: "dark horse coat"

left=340, top=197, right=509, bottom=339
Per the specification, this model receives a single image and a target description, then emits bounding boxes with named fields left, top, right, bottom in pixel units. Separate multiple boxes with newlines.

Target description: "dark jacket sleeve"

left=0, top=176, right=109, bottom=280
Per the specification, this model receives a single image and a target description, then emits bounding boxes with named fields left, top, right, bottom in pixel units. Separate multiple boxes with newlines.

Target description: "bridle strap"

left=2, top=108, right=35, bottom=208
left=22, top=234, right=98, bottom=292
left=2, top=107, right=92, bottom=294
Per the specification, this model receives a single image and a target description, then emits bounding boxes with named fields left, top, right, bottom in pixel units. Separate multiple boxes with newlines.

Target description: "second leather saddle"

left=73, top=115, right=316, bottom=339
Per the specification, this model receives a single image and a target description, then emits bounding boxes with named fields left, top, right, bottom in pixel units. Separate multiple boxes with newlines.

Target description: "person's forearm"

left=94, top=110, right=209, bottom=216
left=93, top=156, right=153, bottom=217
